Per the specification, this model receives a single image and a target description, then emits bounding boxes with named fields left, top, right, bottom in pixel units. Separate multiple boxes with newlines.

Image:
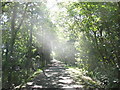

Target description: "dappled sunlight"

left=31, top=85, right=42, bottom=89
left=30, top=59, right=86, bottom=89
left=2, top=1, right=120, bottom=89
left=58, top=79, right=74, bottom=84
left=59, top=76, right=71, bottom=79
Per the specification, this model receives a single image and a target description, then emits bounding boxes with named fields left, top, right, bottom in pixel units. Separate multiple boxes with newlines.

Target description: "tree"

left=53, top=2, right=120, bottom=88
left=2, top=1, right=55, bottom=89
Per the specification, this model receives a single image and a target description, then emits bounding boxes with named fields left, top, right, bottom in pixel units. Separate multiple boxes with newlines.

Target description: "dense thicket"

left=54, top=2, right=120, bottom=88
left=1, top=1, right=120, bottom=89
left=2, top=2, right=55, bottom=89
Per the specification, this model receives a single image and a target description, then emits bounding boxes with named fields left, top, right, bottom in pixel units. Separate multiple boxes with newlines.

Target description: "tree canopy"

left=1, top=1, right=120, bottom=89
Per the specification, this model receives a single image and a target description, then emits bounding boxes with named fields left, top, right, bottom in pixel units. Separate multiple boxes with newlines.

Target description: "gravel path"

left=23, top=59, right=84, bottom=90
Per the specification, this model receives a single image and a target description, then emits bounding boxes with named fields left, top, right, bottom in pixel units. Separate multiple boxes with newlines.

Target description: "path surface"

left=23, top=59, right=84, bottom=90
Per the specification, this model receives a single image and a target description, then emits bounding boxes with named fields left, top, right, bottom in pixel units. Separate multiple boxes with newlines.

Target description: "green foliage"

left=1, top=1, right=120, bottom=89
left=2, top=2, right=54, bottom=89
left=55, top=2, right=120, bottom=88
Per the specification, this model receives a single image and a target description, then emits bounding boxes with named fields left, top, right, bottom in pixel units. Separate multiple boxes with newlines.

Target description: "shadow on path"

left=22, top=59, right=84, bottom=90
